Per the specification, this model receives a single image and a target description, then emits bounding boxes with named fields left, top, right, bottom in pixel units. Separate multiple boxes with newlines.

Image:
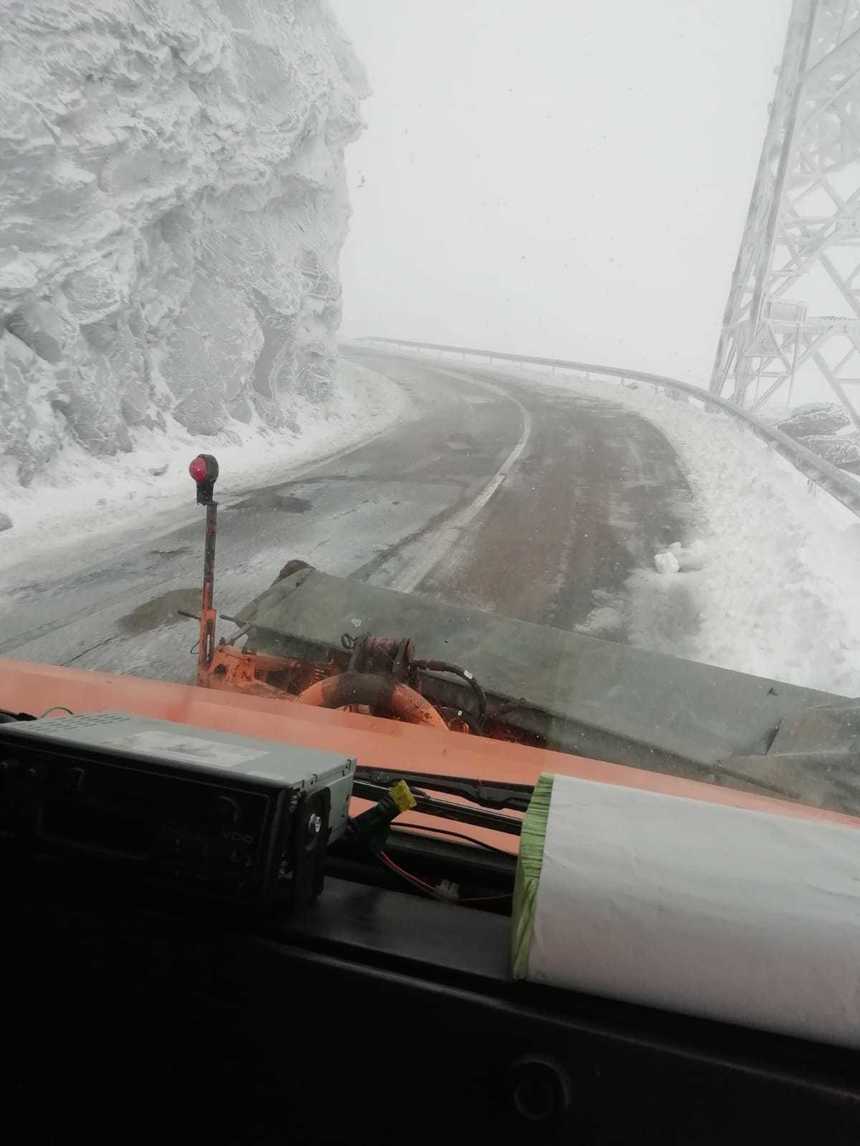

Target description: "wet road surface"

left=0, top=350, right=693, bottom=682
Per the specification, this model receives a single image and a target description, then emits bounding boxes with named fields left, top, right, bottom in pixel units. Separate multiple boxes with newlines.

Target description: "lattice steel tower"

left=711, top=0, right=860, bottom=426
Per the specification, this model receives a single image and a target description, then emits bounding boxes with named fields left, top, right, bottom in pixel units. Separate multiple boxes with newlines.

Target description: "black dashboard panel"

left=2, top=869, right=859, bottom=1145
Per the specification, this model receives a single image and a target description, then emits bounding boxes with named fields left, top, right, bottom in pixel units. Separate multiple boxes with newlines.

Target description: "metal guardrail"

left=359, top=336, right=860, bottom=519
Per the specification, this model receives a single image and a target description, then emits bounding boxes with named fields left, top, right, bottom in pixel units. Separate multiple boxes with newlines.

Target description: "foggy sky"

left=330, top=1, right=791, bottom=384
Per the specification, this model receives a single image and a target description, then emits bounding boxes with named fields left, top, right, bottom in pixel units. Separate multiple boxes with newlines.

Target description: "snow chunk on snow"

left=654, top=550, right=680, bottom=575
left=665, top=539, right=706, bottom=571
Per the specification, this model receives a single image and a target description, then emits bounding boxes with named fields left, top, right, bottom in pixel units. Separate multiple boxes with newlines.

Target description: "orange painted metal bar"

left=3, top=659, right=858, bottom=858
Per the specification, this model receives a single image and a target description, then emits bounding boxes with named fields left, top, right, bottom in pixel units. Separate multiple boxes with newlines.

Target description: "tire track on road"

left=366, top=369, right=533, bottom=593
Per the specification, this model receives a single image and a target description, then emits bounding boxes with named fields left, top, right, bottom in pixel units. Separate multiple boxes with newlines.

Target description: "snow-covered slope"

left=0, top=0, right=366, bottom=489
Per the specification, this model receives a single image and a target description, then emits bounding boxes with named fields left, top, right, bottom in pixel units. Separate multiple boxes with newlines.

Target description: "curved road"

left=0, top=349, right=693, bottom=681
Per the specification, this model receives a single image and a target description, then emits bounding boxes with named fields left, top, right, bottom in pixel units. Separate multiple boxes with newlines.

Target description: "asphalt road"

left=0, top=349, right=693, bottom=682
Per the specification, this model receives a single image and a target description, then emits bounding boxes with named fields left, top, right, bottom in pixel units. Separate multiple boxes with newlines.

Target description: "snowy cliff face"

left=0, top=0, right=366, bottom=485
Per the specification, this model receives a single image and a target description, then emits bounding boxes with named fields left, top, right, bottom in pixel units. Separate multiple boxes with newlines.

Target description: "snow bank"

left=579, top=381, right=860, bottom=696
left=0, top=0, right=366, bottom=491
left=473, top=359, right=860, bottom=697
left=618, top=393, right=860, bottom=698
left=0, top=358, right=406, bottom=576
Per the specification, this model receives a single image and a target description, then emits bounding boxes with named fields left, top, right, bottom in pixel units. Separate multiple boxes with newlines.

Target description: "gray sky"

left=330, top=1, right=790, bottom=384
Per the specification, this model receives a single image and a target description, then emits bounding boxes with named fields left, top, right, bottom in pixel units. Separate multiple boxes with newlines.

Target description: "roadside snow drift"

left=580, top=381, right=860, bottom=697
left=0, top=0, right=366, bottom=487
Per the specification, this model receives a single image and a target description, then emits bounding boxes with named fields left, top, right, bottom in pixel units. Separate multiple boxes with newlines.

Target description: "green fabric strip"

left=511, top=772, right=555, bottom=979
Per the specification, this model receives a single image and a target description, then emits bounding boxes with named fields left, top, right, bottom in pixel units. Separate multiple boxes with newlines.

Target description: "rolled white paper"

left=525, top=774, right=860, bottom=1047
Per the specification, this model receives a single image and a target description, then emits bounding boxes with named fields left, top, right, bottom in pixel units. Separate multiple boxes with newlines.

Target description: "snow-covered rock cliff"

left=0, top=0, right=366, bottom=486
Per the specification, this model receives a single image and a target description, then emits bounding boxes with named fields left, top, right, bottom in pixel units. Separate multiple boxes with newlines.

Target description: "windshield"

left=2, top=0, right=858, bottom=822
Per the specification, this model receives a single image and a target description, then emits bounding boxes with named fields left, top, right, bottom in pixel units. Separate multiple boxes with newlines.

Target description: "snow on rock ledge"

left=0, top=0, right=367, bottom=484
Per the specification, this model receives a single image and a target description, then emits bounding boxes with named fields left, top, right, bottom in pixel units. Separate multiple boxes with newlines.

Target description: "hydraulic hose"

left=297, top=672, right=448, bottom=730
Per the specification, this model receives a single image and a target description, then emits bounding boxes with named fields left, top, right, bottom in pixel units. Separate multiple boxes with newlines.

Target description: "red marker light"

left=189, top=455, right=209, bottom=483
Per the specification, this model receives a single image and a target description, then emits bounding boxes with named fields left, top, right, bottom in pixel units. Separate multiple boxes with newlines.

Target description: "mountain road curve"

left=0, top=349, right=694, bottom=683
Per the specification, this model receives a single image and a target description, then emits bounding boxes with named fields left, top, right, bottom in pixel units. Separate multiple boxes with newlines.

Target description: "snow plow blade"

left=237, top=564, right=857, bottom=814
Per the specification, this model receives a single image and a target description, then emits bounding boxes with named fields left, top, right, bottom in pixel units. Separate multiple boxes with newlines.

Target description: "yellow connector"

left=389, top=779, right=417, bottom=813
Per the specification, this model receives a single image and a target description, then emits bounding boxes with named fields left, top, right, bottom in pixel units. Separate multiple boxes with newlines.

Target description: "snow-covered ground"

left=0, top=359, right=407, bottom=576
left=617, top=386, right=860, bottom=698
